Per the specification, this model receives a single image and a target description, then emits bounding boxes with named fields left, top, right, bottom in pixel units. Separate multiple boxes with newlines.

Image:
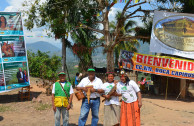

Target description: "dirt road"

left=1, top=84, right=194, bottom=126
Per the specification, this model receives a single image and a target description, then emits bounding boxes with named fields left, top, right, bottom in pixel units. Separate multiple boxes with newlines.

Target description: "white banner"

left=150, top=11, right=194, bottom=59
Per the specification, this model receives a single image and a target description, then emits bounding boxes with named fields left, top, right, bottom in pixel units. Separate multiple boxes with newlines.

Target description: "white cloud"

left=96, top=7, right=121, bottom=38
left=4, top=0, right=62, bottom=48
left=5, top=0, right=47, bottom=12
left=108, top=7, right=122, bottom=22
left=4, top=6, right=15, bottom=12
left=3, top=1, right=123, bottom=47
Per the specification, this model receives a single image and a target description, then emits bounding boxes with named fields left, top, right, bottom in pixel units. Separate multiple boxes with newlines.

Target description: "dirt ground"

left=1, top=79, right=194, bottom=126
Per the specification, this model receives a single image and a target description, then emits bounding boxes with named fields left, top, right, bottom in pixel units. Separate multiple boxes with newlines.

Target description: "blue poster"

left=0, top=12, right=30, bottom=93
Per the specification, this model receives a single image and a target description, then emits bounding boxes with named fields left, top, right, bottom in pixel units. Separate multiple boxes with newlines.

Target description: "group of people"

left=1, top=42, right=15, bottom=57
left=52, top=68, right=142, bottom=126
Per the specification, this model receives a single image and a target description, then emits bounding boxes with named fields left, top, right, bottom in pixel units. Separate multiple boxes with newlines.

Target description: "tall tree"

left=80, top=0, right=151, bottom=72
left=109, top=11, right=140, bottom=67
left=23, top=0, right=93, bottom=72
left=71, top=2, right=100, bottom=75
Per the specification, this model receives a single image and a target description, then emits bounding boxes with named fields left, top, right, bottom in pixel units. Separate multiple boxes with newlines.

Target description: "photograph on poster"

left=3, top=62, right=29, bottom=90
left=119, top=50, right=134, bottom=69
left=0, top=12, right=23, bottom=36
left=0, top=36, right=26, bottom=62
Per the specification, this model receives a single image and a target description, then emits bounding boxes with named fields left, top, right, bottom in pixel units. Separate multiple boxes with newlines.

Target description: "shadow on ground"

left=0, top=91, right=41, bottom=103
left=0, top=116, right=3, bottom=121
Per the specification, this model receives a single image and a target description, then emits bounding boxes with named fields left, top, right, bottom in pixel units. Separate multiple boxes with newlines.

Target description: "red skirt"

left=120, top=100, right=140, bottom=126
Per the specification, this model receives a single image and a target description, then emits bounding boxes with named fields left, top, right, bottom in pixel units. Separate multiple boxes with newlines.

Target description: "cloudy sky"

left=0, top=0, right=150, bottom=48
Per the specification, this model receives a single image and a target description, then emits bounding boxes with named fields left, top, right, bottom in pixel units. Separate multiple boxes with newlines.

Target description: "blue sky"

left=0, top=1, right=9, bottom=11
left=0, top=0, right=153, bottom=48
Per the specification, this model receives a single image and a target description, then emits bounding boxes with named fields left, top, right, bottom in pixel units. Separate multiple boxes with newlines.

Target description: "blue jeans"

left=78, top=98, right=100, bottom=126
left=54, top=107, right=69, bottom=126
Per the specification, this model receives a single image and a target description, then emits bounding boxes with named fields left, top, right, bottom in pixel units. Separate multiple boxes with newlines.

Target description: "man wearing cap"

left=52, top=71, right=74, bottom=126
left=76, top=68, right=104, bottom=126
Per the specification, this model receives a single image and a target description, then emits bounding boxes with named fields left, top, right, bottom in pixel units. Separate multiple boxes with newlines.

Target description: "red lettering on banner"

left=147, top=56, right=153, bottom=65
left=183, top=61, right=187, bottom=70
left=188, top=62, right=193, bottom=71
left=162, top=58, right=169, bottom=67
left=153, top=57, right=162, bottom=66
left=169, top=59, right=174, bottom=68
left=144, top=56, right=147, bottom=64
left=137, top=54, right=143, bottom=63
left=175, top=60, right=183, bottom=70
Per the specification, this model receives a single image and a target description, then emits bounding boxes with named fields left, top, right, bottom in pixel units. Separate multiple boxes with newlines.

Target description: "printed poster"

left=150, top=11, right=194, bottom=59
left=0, top=12, right=29, bottom=93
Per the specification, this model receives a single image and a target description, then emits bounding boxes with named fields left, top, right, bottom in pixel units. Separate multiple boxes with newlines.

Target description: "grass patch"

left=35, top=103, right=52, bottom=111
left=0, top=105, right=12, bottom=112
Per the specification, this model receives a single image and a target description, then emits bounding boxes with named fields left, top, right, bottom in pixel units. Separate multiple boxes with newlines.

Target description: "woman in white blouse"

left=116, top=70, right=142, bottom=126
left=102, top=72, right=120, bottom=126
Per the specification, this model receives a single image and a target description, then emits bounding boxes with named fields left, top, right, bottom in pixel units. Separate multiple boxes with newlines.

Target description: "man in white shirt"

left=76, top=68, right=104, bottom=126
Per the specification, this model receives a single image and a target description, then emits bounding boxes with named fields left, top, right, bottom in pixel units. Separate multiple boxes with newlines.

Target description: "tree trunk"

left=107, top=50, right=114, bottom=72
left=79, top=54, right=93, bottom=77
left=114, top=48, right=119, bottom=68
left=62, top=38, right=66, bottom=72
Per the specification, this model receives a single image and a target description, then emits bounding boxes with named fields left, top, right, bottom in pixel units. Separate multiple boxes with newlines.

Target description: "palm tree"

left=109, top=12, right=140, bottom=67
left=71, top=7, right=100, bottom=75
left=135, top=20, right=152, bottom=44
left=71, top=28, right=95, bottom=75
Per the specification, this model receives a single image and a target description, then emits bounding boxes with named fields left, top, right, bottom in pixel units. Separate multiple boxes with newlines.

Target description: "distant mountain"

left=26, top=41, right=77, bottom=62
left=26, top=41, right=150, bottom=67
left=26, top=41, right=60, bottom=54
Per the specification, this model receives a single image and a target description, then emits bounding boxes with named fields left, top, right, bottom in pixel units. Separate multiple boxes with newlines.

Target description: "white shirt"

left=20, top=72, right=23, bottom=79
left=52, top=82, right=74, bottom=94
left=77, top=77, right=103, bottom=98
left=101, top=82, right=120, bottom=106
left=117, top=80, right=140, bottom=103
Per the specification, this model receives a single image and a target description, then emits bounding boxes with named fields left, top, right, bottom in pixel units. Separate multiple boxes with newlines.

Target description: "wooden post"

left=165, top=77, right=168, bottom=100
left=180, top=79, right=186, bottom=99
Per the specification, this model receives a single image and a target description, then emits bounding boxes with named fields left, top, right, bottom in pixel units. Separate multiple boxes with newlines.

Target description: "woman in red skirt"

left=116, top=70, right=142, bottom=126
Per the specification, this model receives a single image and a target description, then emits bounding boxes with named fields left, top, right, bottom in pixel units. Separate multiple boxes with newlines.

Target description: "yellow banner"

left=119, top=51, right=194, bottom=80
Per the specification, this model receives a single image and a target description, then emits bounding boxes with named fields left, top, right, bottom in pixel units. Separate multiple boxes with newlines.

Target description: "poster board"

left=0, top=12, right=30, bottom=93
left=150, top=11, right=194, bottom=59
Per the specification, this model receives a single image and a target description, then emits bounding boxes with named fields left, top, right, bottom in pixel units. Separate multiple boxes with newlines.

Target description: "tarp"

left=0, top=12, right=30, bottom=93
